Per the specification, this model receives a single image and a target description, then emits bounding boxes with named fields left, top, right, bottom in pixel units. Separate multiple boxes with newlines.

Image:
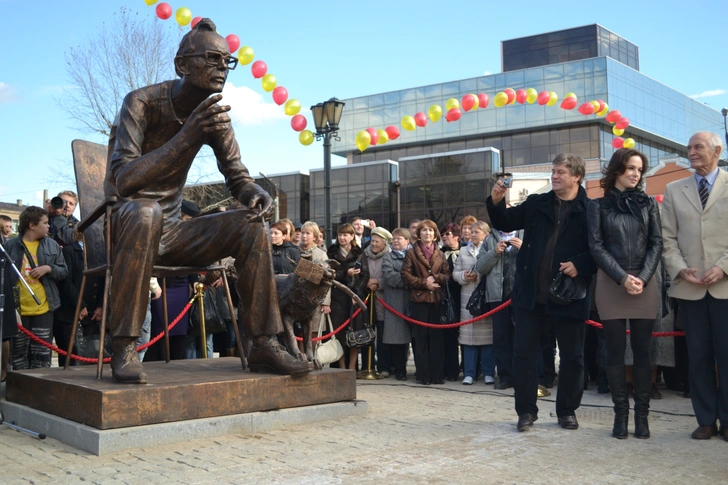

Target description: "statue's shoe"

left=111, top=338, right=148, bottom=384
left=248, top=336, right=311, bottom=376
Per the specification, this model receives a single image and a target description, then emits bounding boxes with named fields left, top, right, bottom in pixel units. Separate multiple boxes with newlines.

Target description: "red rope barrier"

left=377, top=295, right=685, bottom=337
left=585, top=319, right=685, bottom=337
left=16, top=299, right=194, bottom=364
left=377, top=296, right=510, bottom=329
left=296, top=296, right=369, bottom=342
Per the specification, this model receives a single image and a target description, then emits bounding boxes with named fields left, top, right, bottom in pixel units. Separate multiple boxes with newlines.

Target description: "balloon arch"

left=144, top=1, right=634, bottom=152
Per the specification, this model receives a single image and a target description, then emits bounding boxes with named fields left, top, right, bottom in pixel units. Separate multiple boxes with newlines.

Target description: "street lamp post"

left=311, top=98, right=345, bottom=246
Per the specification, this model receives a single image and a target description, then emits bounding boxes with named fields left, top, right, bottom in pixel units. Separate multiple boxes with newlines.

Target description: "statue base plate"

left=5, top=358, right=356, bottom=430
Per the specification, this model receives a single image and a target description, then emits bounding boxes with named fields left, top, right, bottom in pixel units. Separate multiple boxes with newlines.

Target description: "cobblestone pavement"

left=0, top=377, right=724, bottom=484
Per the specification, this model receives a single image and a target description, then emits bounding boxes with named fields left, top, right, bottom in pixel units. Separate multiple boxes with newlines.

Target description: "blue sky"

left=1, top=0, right=727, bottom=209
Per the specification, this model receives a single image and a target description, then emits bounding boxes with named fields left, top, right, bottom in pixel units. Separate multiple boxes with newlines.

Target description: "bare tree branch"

left=55, top=7, right=180, bottom=137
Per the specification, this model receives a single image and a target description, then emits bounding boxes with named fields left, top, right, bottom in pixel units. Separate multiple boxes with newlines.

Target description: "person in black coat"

left=55, top=241, right=105, bottom=366
left=270, top=221, right=301, bottom=275
left=327, top=223, right=363, bottom=370
left=487, top=153, right=597, bottom=433
left=587, top=148, right=662, bottom=439
left=440, top=222, right=462, bottom=381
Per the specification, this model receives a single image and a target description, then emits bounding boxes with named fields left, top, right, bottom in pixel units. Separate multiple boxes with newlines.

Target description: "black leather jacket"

left=587, top=189, right=662, bottom=287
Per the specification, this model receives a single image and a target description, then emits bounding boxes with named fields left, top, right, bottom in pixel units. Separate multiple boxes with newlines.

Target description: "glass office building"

left=328, top=24, right=723, bottom=227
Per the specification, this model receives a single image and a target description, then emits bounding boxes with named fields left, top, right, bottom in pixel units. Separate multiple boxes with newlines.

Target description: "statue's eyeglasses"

left=181, top=50, right=238, bottom=70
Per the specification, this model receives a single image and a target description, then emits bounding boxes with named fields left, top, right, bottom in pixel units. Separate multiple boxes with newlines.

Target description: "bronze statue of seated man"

left=104, top=18, right=310, bottom=383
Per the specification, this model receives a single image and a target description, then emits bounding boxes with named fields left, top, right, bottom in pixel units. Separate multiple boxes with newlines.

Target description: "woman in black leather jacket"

left=587, top=148, right=662, bottom=440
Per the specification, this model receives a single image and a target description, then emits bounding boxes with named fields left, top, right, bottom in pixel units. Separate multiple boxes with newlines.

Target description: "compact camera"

left=500, top=177, right=512, bottom=189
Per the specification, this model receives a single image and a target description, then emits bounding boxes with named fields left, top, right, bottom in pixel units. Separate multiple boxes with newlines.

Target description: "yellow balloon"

left=526, top=88, right=538, bottom=104
left=402, top=115, right=416, bottom=131
left=597, top=102, right=609, bottom=117
left=237, top=46, right=254, bottom=65
left=471, top=95, right=479, bottom=110
left=589, top=100, right=600, bottom=112
left=355, top=131, right=371, bottom=152
left=284, top=99, right=301, bottom=116
left=494, top=92, right=509, bottom=107
left=377, top=129, right=389, bottom=145
left=428, top=105, right=443, bottom=123
left=299, top=130, right=314, bottom=146
left=175, top=7, right=192, bottom=26
left=445, top=98, right=460, bottom=111
left=623, top=138, right=636, bottom=149
left=261, top=74, right=277, bottom=92
left=612, top=127, right=624, bottom=136
left=547, top=92, right=558, bottom=106
left=144, top=0, right=158, bottom=5
left=564, top=92, right=576, bottom=99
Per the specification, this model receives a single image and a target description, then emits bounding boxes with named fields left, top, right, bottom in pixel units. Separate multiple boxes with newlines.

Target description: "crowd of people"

left=1, top=130, right=726, bottom=442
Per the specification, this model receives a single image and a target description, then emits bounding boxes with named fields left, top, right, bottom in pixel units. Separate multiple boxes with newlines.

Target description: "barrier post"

left=357, top=291, right=383, bottom=380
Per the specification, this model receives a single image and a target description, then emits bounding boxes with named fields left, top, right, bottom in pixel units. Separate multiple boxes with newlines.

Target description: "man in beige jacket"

left=661, top=131, right=728, bottom=441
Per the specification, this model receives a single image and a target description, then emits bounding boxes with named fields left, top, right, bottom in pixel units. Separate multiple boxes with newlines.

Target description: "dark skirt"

left=151, top=282, right=191, bottom=337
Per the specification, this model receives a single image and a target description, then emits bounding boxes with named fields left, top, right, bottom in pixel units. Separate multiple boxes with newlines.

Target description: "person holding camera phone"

left=487, top=154, right=597, bottom=433
left=475, top=222, right=523, bottom=390
left=45, top=190, right=79, bottom=247
left=351, top=216, right=376, bottom=249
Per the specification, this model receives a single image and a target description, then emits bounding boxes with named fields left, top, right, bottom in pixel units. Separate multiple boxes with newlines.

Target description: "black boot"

left=605, top=365, right=628, bottom=439
left=633, top=366, right=651, bottom=439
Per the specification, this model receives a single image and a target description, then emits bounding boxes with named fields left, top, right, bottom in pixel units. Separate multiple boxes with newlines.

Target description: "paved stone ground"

left=0, top=375, right=724, bottom=485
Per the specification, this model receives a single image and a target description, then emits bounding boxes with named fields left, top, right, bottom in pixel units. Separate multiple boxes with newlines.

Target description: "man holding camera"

left=487, top=153, right=596, bottom=432
left=45, top=191, right=79, bottom=247
left=351, top=217, right=376, bottom=249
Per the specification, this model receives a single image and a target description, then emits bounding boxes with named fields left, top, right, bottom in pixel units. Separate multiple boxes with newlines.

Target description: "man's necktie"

left=698, top=178, right=709, bottom=208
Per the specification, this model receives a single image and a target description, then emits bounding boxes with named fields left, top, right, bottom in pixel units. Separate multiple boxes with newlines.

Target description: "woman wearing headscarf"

left=382, top=228, right=413, bottom=380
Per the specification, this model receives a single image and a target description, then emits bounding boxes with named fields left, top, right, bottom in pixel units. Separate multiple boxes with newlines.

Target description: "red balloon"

left=385, top=125, right=400, bottom=140
left=155, top=3, right=172, bottom=19
left=537, top=91, right=551, bottom=106
left=190, top=16, right=202, bottom=29
left=414, top=112, right=428, bottom=127
left=560, top=97, right=577, bottom=110
left=291, top=114, right=307, bottom=132
left=515, top=89, right=528, bottom=104
left=655, top=194, right=664, bottom=204
left=605, top=110, right=622, bottom=123
left=462, top=94, right=476, bottom=112
left=445, top=108, right=462, bottom=123
left=272, top=86, right=288, bottom=105
left=365, top=128, right=379, bottom=145
left=504, top=88, right=516, bottom=104
left=612, top=137, right=625, bottom=149
left=578, top=102, right=595, bottom=115
left=615, top=117, right=630, bottom=130
left=596, top=100, right=605, bottom=113
left=251, top=60, right=267, bottom=79
left=226, top=34, right=240, bottom=54
left=477, top=93, right=489, bottom=109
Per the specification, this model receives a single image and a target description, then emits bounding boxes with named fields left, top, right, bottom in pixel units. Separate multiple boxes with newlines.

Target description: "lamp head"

left=722, top=107, right=728, bottom=117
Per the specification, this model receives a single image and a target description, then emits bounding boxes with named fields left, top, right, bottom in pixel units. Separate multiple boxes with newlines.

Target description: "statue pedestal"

left=5, top=358, right=356, bottom=429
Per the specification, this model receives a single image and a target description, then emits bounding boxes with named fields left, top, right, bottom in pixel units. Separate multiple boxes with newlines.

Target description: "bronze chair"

left=63, top=139, right=246, bottom=378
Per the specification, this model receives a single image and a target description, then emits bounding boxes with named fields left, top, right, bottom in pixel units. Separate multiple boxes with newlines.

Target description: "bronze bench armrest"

left=76, top=196, right=117, bottom=233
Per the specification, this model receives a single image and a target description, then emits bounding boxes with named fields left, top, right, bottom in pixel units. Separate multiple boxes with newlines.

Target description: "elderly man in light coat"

left=453, top=221, right=495, bottom=385
left=662, top=131, right=728, bottom=441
